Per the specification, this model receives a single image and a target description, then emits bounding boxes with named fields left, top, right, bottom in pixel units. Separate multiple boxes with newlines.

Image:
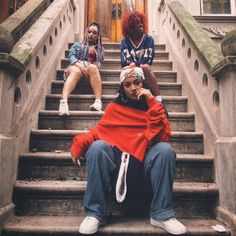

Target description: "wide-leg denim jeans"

left=83, top=140, right=176, bottom=222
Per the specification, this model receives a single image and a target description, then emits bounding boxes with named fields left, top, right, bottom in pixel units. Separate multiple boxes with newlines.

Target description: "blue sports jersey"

left=120, top=34, right=155, bottom=68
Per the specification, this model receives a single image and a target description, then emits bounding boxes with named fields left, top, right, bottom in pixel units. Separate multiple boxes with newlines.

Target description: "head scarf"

left=114, top=66, right=148, bottom=111
left=120, top=66, right=145, bottom=83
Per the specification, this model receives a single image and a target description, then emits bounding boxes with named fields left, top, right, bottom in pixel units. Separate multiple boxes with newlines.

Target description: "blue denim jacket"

left=68, top=42, right=104, bottom=66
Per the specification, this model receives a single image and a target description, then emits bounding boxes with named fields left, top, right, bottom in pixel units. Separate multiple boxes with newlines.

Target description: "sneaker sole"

left=79, top=221, right=105, bottom=234
left=58, top=112, right=70, bottom=116
left=150, top=219, right=186, bottom=235
left=79, top=228, right=98, bottom=234
left=89, top=106, right=102, bottom=111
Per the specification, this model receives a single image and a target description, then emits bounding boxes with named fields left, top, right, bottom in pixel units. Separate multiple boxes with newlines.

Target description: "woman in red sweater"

left=70, top=66, right=186, bottom=235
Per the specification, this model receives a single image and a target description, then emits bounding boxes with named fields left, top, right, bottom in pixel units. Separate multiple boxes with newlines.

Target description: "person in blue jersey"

left=59, top=22, right=104, bottom=116
left=120, top=11, right=161, bottom=100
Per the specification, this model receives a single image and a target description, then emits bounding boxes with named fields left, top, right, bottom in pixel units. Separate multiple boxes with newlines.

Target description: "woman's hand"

left=74, top=62, right=86, bottom=75
left=137, top=88, right=154, bottom=100
left=71, top=153, right=79, bottom=164
left=94, top=62, right=101, bottom=69
left=71, top=152, right=84, bottom=167
left=140, top=64, right=151, bottom=72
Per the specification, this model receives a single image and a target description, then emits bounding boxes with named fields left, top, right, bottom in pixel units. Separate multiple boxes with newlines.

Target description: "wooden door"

left=87, top=0, right=146, bottom=42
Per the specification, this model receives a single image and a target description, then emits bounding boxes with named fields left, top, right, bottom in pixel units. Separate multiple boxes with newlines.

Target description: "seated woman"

left=59, top=21, right=104, bottom=116
left=120, top=11, right=161, bottom=101
left=70, top=66, right=186, bottom=235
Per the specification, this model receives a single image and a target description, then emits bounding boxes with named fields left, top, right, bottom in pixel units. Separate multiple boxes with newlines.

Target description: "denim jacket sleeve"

left=68, top=42, right=81, bottom=66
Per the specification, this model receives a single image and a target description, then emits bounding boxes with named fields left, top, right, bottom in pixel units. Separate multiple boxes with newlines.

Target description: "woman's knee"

left=90, top=140, right=110, bottom=152
left=67, top=65, right=81, bottom=78
left=86, top=140, right=112, bottom=161
left=148, top=142, right=176, bottom=162
left=86, top=64, right=99, bottom=74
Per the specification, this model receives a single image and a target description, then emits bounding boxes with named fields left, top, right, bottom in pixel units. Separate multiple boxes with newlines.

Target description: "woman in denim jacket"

left=59, top=21, right=104, bottom=115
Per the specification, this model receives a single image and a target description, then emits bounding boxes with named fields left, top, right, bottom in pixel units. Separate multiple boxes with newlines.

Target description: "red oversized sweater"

left=70, top=97, right=172, bottom=162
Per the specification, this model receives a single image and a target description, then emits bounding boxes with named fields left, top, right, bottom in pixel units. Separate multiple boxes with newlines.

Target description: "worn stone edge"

left=168, top=0, right=224, bottom=70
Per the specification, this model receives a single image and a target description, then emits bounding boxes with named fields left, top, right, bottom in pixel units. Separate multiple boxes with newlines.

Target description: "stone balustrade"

left=157, top=0, right=236, bottom=232
left=0, top=0, right=77, bottom=228
left=158, top=0, right=223, bottom=154
left=0, top=0, right=52, bottom=53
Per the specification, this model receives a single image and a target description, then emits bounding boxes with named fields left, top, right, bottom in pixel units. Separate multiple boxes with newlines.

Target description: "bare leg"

left=59, top=65, right=82, bottom=115
left=62, top=65, right=82, bottom=99
left=86, top=64, right=102, bottom=111
left=86, top=64, right=102, bottom=99
left=141, top=64, right=160, bottom=96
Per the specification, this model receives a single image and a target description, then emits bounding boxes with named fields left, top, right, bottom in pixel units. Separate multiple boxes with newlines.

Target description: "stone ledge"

left=0, top=53, right=24, bottom=75
left=216, top=206, right=236, bottom=235
left=211, top=56, right=236, bottom=77
left=168, top=0, right=224, bottom=70
left=10, top=0, right=73, bottom=69
left=0, top=203, right=14, bottom=228
left=2, top=216, right=232, bottom=235
left=0, top=0, right=50, bottom=53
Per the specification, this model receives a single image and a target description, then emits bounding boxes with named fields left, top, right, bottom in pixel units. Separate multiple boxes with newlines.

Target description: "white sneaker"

left=150, top=217, right=187, bottom=235
left=58, top=99, right=69, bottom=116
left=79, top=216, right=102, bottom=234
left=89, top=99, right=102, bottom=111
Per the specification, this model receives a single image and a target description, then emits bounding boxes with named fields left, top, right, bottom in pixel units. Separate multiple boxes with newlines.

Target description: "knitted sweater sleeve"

left=70, top=128, right=98, bottom=158
left=144, top=97, right=172, bottom=142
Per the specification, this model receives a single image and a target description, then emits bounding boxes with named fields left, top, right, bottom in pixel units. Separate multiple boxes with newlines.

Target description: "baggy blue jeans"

left=83, top=140, right=176, bottom=222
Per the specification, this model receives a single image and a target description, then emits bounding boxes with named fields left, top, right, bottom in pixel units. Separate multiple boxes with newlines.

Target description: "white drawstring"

left=116, top=152, right=130, bottom=203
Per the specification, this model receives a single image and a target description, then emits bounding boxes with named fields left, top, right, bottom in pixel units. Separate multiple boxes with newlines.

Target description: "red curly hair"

left=122, top=11, right=148, bottom=38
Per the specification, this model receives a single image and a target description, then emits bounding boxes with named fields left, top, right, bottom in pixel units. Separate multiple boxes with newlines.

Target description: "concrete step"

left=65, top=49, right=169, bottom=60
left=110, top=50, right=169, bottom=60
left=51, top=80, right=182, bottom=96
left=38, top=111, right=195, bottom=132
left=61, top=58, right=173, bottom=70
left=3, top=216, right=231, bottom=236
left=29, top=129, right=204, bottom=154
left=13, top=180, right=218, bottom=217
left=68, top=42, right=167, bottom=51
left=56, top=69, right=177, bottom=82
left=65, top=48, right=169, bottom=59
left=45, top=95, right=188, bottom=112
left=18, top=152, right=213, bottom=183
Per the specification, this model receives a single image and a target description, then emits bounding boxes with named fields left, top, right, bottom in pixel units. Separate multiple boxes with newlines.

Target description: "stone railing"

left=0, top=0, right=77, bottom=228
left=0, top=0, right=52, bottom=53
left=157, top=0, right=236, bottom=232
left=211, top=31, right=236, bottom=233
left=158, top=0, right=223, bottom=154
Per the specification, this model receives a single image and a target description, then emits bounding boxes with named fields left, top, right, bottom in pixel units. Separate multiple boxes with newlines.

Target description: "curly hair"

left=122, top=11, right=148, bottom=37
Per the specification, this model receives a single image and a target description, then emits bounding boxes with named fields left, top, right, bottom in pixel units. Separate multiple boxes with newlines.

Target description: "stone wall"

left=0, top=0, right=78, bottom=230
left=156, top=0, right=236, bottom=233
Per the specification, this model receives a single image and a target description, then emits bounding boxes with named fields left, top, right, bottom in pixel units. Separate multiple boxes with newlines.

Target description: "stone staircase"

left=2, top=43, right=231, bottom=235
